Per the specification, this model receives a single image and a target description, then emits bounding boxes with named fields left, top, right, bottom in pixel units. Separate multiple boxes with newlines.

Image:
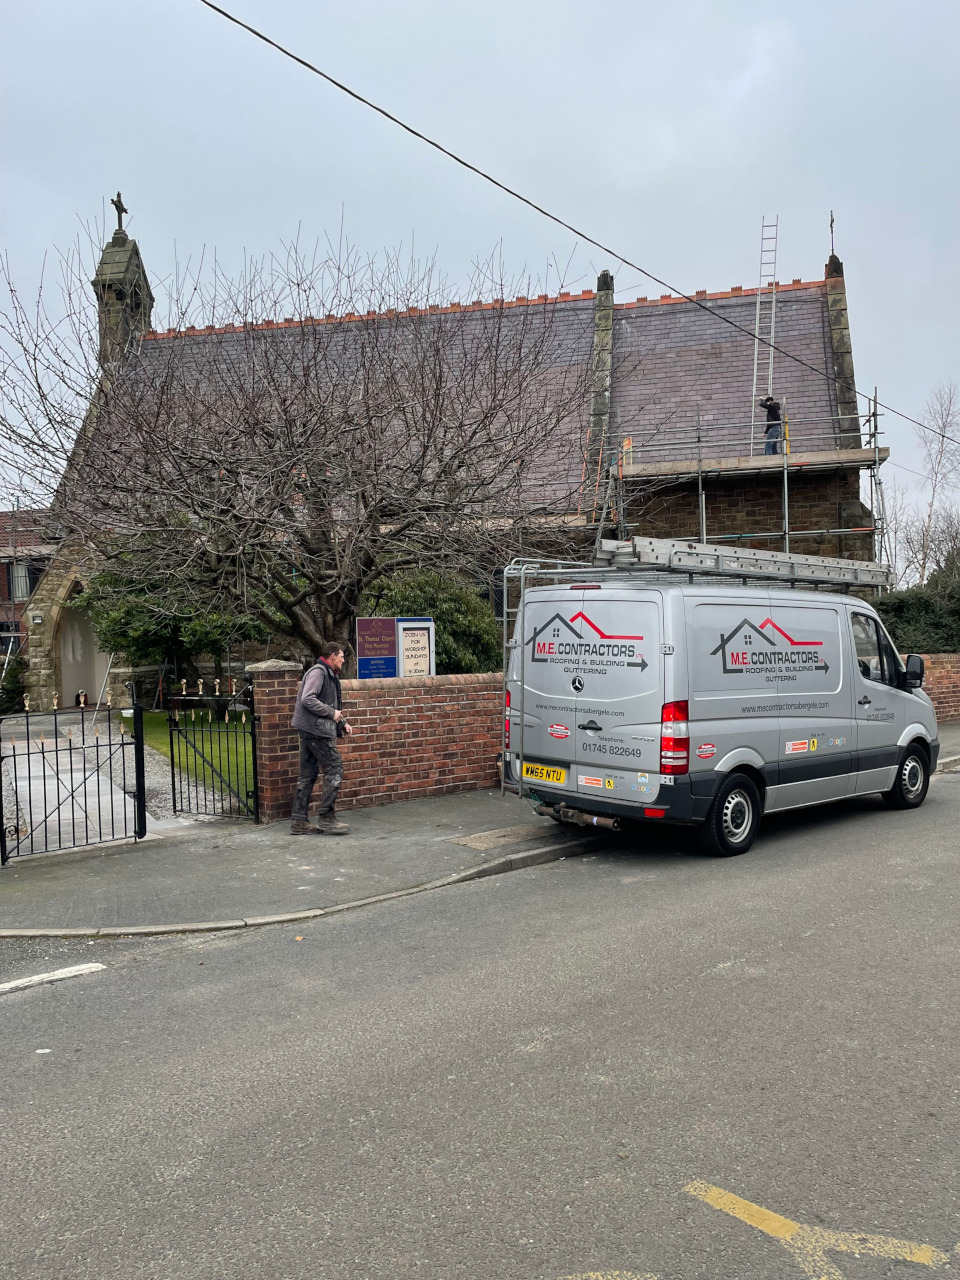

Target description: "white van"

left=503, top=541, right=938, bottom=856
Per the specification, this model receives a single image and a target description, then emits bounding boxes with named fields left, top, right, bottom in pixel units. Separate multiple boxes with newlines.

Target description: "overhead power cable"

left=198, top=0, right=959, bottom=450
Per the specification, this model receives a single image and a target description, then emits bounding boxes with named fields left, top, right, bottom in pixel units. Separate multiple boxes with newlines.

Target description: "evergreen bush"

left=0, top=654, right=26, bottom=714
left=361, top=573, right=501, bottom=675
left=877, top=583, right=960, bottom=654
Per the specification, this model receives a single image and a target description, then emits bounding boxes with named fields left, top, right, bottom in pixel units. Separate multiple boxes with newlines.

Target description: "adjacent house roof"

left=0, top=509, right=55, bottom=557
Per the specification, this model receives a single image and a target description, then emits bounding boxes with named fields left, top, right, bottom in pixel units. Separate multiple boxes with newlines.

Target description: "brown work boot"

left=290, top=819, right=323, bottom=835
left=315, top=812, right=349, bottom=835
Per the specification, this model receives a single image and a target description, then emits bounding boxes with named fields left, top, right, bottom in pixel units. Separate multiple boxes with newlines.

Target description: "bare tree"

left=1, top=243, right=595, bottom=660
left=925, top=505, right=960, bottom=586
left=881, top=476, right=914, bottom=587
left=913, top=382, right=960, bottom=584
left=883, top=383, right=960, bottom=588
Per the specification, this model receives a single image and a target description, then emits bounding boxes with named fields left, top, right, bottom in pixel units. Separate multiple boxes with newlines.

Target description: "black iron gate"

left=167, top=686, right=258, bottom=820
left=0, top=702, right=147, bottom=863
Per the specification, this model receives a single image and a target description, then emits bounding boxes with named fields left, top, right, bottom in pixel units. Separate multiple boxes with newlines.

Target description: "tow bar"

left=534, top=803, right=621, bottom=832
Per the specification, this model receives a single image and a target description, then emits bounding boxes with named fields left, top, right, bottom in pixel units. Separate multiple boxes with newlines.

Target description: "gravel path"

left=78, top=739, right=216, bottom=821
left=141, top=741, right=196, bottom=820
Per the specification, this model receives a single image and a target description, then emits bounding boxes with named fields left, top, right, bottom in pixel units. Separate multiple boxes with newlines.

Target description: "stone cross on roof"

left=110, top=191, right=128, bottom=233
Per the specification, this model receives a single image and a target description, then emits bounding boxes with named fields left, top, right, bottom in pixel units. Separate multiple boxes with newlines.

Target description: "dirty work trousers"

left=291, top=732, right=343, bottom=819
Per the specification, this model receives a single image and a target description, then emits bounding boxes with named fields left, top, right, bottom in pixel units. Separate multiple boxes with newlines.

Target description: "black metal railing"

left=0, top=705, right=147, bottom=863
left=167, top=690, right=258, bottom=820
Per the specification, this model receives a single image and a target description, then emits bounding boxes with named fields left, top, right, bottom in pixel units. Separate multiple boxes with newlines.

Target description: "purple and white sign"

left=356, top=617, right=398, bottom=679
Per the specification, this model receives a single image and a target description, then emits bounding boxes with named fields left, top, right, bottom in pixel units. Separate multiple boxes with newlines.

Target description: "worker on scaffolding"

left=759, top=395, right=782, bottom=455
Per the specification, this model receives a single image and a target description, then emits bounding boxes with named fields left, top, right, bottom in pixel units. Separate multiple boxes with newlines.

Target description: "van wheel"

left=882, top=746, right=929, bottom=810
left=700, top=773, right=761, bottom=857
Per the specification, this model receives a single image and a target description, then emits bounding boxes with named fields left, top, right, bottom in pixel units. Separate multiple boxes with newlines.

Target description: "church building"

left=18, top=208, right=888, bottom=710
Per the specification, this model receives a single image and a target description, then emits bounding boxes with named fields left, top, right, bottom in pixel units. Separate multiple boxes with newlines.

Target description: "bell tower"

left=91, top=192, right=154, bottom=367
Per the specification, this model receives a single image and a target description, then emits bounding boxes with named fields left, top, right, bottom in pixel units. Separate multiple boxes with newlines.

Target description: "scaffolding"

left=609, top=392, right=890, bottom=563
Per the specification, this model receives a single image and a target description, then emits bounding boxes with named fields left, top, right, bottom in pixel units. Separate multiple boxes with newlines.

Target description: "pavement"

left=938, top=717, right=960, bottom=764
left=0, top=788, right=591, bottom=934
left=3, top=721, right=957, bottom=936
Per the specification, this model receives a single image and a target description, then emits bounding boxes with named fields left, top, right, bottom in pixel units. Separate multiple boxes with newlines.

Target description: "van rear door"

left=512, top=587, right=583, bottom=796
left=564, top=590, right=662, bottom=802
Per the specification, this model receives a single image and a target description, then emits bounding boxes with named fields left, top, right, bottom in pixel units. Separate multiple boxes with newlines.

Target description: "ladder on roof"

left=750, top=215, right=779, bottom=456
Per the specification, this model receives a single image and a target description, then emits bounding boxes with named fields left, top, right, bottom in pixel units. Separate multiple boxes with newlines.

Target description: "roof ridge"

left=140, top=288, right=599, bottom=340
left=615, top=278, right=819, bottom=309
left=140, top=278, right=824, bottom=340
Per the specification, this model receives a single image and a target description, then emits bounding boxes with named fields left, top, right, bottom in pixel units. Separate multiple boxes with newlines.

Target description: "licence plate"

left=522, top=762, right=567, bottom=784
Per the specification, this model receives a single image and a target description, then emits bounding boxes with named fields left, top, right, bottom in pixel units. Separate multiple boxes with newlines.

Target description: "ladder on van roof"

left=500, top=537, right=892, bottom=653
left=594, top=536, right=893, bottom=586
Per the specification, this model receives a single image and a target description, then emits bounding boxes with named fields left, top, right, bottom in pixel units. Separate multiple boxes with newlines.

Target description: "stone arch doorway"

left=57, top=595, right=110, bottom=707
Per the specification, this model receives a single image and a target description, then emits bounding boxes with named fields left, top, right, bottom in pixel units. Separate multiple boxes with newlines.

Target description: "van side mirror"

left=902, top=654, right=924, bottom=690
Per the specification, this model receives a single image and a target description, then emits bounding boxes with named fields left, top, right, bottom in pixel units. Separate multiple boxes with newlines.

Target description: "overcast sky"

left=3, top=0, right=957, bottom=490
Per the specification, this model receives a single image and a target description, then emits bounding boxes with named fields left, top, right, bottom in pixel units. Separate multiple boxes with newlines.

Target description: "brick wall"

left=336, top=673, right=501, bottom=810
left=246, top=660, right=304, bottom=823
left=922, top=654, right=960, bottom=723
left=246, top=661, right=502, bottom=823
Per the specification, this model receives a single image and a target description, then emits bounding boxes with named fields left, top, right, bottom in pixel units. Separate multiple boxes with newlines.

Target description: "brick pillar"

left=245, top=659, right=303, bottom=824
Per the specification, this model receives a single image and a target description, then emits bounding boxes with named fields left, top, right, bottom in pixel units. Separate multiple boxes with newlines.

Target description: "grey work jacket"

left=291, top=660, right=342, bottom=739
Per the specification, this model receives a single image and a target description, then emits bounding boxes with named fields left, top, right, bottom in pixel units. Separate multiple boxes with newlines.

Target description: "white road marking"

left=0, top=962, right=106, bottom=995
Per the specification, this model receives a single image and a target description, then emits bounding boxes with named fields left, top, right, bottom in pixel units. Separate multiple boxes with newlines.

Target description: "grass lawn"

left=128, top=710, right=255, bottom=806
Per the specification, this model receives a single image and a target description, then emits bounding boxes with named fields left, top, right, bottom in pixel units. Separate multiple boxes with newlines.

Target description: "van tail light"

left=504, top=690, right=511, bottom=750
left=660, top=700, right=689, bottom=775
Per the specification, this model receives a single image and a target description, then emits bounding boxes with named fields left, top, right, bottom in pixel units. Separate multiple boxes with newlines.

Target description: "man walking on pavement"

left=291, top=642, right=352, bottom=835
left=759, top=395, right=782, bottom=454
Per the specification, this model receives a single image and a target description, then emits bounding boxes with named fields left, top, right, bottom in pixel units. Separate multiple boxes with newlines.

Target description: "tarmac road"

left=2, top=774, right=959, bottom=1280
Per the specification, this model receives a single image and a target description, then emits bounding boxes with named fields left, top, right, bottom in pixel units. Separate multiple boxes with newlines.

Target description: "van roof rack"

left=593, top=536, right=894, bottom=588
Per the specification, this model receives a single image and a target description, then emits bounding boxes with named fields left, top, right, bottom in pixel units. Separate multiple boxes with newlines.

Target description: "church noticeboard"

left=356, top=617, right=398, bottom=680
left=397, top=617, right=435, bottom=677
left=356, top=617, right=436, bottom=678
left=399, top=627, right=431, bottom=676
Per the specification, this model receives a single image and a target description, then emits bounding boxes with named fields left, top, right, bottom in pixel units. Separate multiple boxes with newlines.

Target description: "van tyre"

left=700, top=773, right=761, bottom=857
left=882, top=746, right=929, bottom=810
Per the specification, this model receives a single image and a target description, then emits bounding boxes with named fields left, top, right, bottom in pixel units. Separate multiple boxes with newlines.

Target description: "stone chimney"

left=823, top=254, right=860, bottom=448
left=587, top=269, right=616, bottom=515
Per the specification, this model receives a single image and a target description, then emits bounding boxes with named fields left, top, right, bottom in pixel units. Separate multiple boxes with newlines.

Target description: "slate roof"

left=610, top=281, right=842, bottom=462
left=134, top=274, right=849, bottom=474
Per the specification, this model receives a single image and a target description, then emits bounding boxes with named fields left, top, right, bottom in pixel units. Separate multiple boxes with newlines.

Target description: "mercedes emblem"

left=571, top=676, right=584, bottom=693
